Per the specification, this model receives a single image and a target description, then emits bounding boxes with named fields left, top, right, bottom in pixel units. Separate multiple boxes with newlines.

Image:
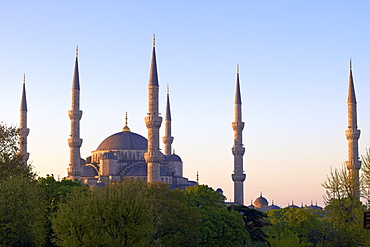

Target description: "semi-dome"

left=97, top=131, right=148, bottom=151
left=164, top=154, right=182, bottom=162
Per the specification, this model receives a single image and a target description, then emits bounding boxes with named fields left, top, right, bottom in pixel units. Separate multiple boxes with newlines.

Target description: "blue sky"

left=1, top=0, right=369, bottom=206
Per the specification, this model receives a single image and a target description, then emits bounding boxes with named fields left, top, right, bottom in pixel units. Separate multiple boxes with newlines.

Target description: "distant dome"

left=254, top=196, right=269, bottom=208
left=97, top=131, right=147, bottom=150
left=82, top=165, right=98, bottom=177
left=269, top=204, right=281, bottom=210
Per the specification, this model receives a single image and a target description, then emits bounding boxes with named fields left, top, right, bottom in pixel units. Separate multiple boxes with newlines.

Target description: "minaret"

left=67, top=48, right=83, bottom=179
left=345, top=60, right=361, bottom=199
left=19, top=74, right=30, bottom=164
left=162, top=86, right=174, bottom=155
left=144, top=36, right=163, bottom=182
left=231, top=65, right=246, bottom=205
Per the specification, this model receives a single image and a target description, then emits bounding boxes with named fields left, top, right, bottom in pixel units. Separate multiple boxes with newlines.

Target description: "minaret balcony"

left=162, top=136, right=174, bottom=144
left=145, top=116, right=162, bottom=128
left=18, top=127, right=30, bottom=136
left=232, top=122, right=245, bottom=131
left=232, top=173, right=246, bottom=182
left=144, top=152, right=163, bottom=163
left=68, top=138, right=83, bottom=148
left=346, top=160, right=362, bottom=170
left=232, top=146, right=245, bottom=155
left=68, top=110, right=82, bottom=120
left=345, top=129, right=361, bottom=140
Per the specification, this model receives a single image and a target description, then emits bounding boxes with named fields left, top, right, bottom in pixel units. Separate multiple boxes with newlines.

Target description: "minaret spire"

left=67, top=48, right=83, bottom=180
left=144, top=36, right=163, bottom=182
left=231, top=65, right=246, bottom=205
left=19, top=74, right=30, bottom=164
left=162, top=86, right=174, bottom=155
left=345, top=59, right=361, bottom=199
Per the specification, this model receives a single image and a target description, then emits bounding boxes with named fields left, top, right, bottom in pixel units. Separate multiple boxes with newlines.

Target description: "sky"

left=0, top=0, right=369, bottom=207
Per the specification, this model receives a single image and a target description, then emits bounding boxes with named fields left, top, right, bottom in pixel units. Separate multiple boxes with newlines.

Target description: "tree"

left=186, top=185, right=250, bottom=246
left=146, top=182, right=201, bottom=247
left=265, top=207, right=322, bottom=246
left=322, top=162, right=370, bottom=246
left=0, top=122, right=35, bottom=180
left=38, top=175, right=90, bottom=246
left=52, top=179, right=154, bottom=247
left=228, top=205, right=269, bottom=245
left=0, top=176, right=45, bottom=246
left=361, top=148, right=370, bottom=202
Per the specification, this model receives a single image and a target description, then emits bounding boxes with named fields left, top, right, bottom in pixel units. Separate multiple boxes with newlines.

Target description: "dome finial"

left=122, top=112, right=131, bottom=132
left=196, top=171, right=199, bottom=185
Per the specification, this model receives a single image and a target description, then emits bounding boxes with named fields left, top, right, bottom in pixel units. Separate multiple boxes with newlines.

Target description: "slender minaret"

left=144, top=36, right=163, bottom=182
left=345, top=60, right=361, bottom=199
left=162, top=86, right=174, bottom=155
left=67, top=48, right=83, bottom=179
left=231, top=65, right=246, bottom=205
left=19, top=74, right=30, bottom=164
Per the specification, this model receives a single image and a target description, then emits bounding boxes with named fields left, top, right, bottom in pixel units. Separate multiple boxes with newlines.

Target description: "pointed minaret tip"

left=235, top=65, right=242, bottom=104
left=149, top=37, right=159, bottom=86
left=348, top=59, right=356, bottom=103
left=72, top=48, right=80, bottom=90
left=21, top=74, right=27, bottom=111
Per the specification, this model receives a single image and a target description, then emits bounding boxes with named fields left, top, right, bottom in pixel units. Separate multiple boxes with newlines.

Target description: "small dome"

left=164, top=154, right=182, bottom=162
left=269, top=204, right=281, bottom=210
left=254, top=196, right=269, bottom=208
left=97, top=131, right=147, bottom=150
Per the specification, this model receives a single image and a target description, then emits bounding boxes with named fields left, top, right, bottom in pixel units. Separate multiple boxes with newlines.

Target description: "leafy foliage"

left=0, top=122, right=35, bottom=181
left=146, top=182, right=200, bottom=246
left=228, top=205, right=269, bottom=244
left=52, top=179, right=154, bottom=247
left=186, top=185, right=250, bottom=246
left=0, top=176, right=45, bottom=246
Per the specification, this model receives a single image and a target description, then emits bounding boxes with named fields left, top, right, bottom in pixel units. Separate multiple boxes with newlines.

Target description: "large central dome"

left=96, top=131, right=148, bottom=150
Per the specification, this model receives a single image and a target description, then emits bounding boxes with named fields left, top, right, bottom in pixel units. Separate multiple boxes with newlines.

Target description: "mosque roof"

left=164, top=154, right=182, bottom=162
left=82, top=165, right=98, bottom=177
left=96, top=131, right=148, bottom=151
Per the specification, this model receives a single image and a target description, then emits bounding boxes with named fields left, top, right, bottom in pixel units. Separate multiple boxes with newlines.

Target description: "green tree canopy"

left=52, top=179, right=154, bottom=247
left=186, top=185, right=250, bottom=246
left=0, top=122, right=35, bottom=180
left=0, top=176, right=45, bottom=246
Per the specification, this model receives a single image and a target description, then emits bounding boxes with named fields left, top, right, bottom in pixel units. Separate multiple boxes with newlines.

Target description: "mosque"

left=17, top=38, right=361, bottom=208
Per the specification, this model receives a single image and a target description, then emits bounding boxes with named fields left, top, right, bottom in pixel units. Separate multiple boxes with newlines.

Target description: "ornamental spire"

left=122, top=112, right=131, bottom=132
